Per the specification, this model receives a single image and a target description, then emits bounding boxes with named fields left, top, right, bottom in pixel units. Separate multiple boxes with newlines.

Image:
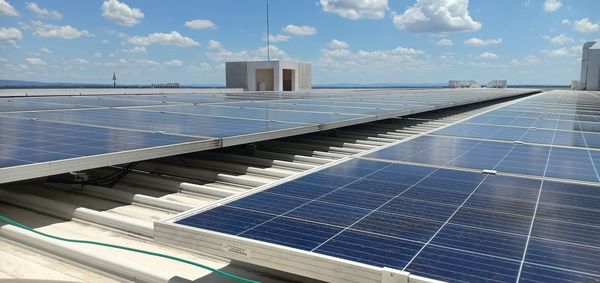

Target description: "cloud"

left=543, top=33, right=573, bottom=45
left=317, top=41, right=433, bottom=80
left=26, top=57, right=47, bottom=65
left=392, top=46, right=424, bottom=55
left=137, top=59, right=159, bottom=66
left=184, top=19, right=216, bottom=30
left=0, top=0, right=18, bottom=16
left=164, top=59, right=183, bottom=66
left=543, top=0, right=561, bottom=12
left=102, top=0, right=144, bottom=27
left=263, top=34, right=290, bottom=43
left=40, top=47, right=51, bottom=53
left=328, top=39, right=349, bottom=49
left=206, top=41, right=292, bottom=62
left=256, top=45, right=288, bottom=59
left=464, top=37, right=502, bottom=46
left=0, top=27, right=22, bottom=46
left=67, top=58, right=89, bottom=64
left=207, top=39, right=221, bottom=49
left=26, top=2, right=62, bottom=19
left=573, top=18, right=600, bottom=33
left=511, top=55, right=542, bottom=66
left=30, top=21, right=91, bottom=39
left=479, top=52, right=498, bottom=59
left=541, top=45, right=580, bottom=57
left=127, top=31, right=200, bottom=47
left=561, top=19, right=570, bottom=25
left=436, top=38, right=453, bottom=46
left=124, top=46, right=147, bottom=54
left=319, top=0, right=388, bottom=20
left=392, top=0, right=481, bottom=34
left=283, top=24, right=317, bottom=36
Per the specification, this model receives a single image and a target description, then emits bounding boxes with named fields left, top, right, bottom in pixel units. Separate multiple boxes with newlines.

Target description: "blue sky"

left=0, top=0, right=599, bottom=85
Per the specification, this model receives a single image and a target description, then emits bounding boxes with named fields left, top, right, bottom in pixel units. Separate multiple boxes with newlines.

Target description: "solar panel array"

left=0, top=88, right=534, bottom=184
left=178, top=90, right=600, bottom=282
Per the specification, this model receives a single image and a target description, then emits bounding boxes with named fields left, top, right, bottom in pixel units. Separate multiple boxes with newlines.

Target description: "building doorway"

left=283, top=69, right=294, bottom=91
left=255, top=68, right=274, bottom=91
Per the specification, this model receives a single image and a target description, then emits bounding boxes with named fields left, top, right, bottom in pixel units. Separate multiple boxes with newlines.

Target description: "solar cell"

left=173, top=90, right=600, bottom=282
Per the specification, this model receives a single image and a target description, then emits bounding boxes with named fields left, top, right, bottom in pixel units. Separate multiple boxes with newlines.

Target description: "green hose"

left=0, top=214, right=260, bottom=283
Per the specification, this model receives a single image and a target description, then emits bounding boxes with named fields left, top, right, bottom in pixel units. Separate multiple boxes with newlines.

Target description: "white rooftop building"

left=226, top=60, right=311, bottom=92
left=579, top=41, right=600, bottom=91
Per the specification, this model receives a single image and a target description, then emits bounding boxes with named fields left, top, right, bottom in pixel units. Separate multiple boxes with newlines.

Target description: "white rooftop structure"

left=448, top=80, right=481, bottom=88
left=226, top=60, right=311, bottom=92
left=579, top=41, right=600, bottom=91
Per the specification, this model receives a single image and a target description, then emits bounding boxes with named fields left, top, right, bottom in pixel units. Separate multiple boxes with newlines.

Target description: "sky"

left=0, top=0, right=599, bottom=85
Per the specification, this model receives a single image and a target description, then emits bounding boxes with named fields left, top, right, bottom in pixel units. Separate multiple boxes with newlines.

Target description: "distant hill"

left=0, top=80, right=226, bottom=89
left=313, top=83, right=446, bottom=89
left=0, top=80, right=113, bottom=88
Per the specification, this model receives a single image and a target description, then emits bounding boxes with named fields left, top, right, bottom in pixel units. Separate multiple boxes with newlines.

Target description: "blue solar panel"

left=177, top=91, right=600, bottom=282
left=135, top=104, right=370, bottom=124
left=3, top=108, right=307, bottom=138
left=0, top=116, right=198, bottom=168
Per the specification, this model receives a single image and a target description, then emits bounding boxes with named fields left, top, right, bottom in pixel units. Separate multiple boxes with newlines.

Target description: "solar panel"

left=169, top=90, right=600, bottom=283
left=1, top=88, right=536, bottom=184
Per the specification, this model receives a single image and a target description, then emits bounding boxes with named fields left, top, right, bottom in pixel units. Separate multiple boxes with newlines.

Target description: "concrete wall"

left=298, top=63, right=312, bottom=91
left=225, top=62, right=248, bottom=89
left=587, top=48, right=600, bottom=90
left=579, top=42, right=600, bottom=91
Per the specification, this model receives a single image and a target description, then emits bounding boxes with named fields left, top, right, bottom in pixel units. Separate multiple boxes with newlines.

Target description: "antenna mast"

left=266, top=0, right=270, bottom=61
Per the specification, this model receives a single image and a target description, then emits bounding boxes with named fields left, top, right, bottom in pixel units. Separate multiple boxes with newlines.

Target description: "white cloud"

left=544, top=33, right=573, bottom=45
left=328, top=39, right=349, bottom=49
left=543, top=0, right=562, bottom=12
left=137, top=59, right=159, bottom=66
left=0, top=27, right=22, bottom=46
left=207, top=39, right=221, bottom=49
left=102, top=0, right=144, bottom=27
left=94, top=52, right=102, bottom=58
left=542, top=45, right=580, bottom=57
left=511, top=55, right=542, bottom=66
left=436, top=38, right=453, bottom=46
left=319, top=0, right=388, bottom=20
left=164, top=59, right=183, bottom=66
left=392, top=0, right=481, bottom=34
left=26, top=2, right=62, bottom=19
left=124, top=46, right=147, bottom=54
left=40, top=47, right=51, bottom=53
left=184, top=19, right=216, bottom=30
left=573, top=18, right=600, bottom=33
left=392, top=46, right=424, bottom=55
left=561, top=19, right=570, bottom=25
left=464, top=37, right=502, bottom=46
left=479, top=52, right=498, bottom=59
left=68, top=58, right=88, bottom=64
left=283, top=24, right=317, bottom=36
left=206, top=42, right=292, bottom=63
left=264, top=33, right=290, bottom=43
left=26, top=57, right=47, bottom=65
left=256, top=45, right=288, bottom=59
left=317, top=41, right=433, bottom=79
left=0, top=0, right=18, bottom=16
left=30, top=21, right=91, bottom=39
left=127, top=31, right=200, bottom=47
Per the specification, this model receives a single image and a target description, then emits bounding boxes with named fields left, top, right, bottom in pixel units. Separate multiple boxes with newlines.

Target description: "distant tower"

left=112, top=72, right=117, bottom=87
